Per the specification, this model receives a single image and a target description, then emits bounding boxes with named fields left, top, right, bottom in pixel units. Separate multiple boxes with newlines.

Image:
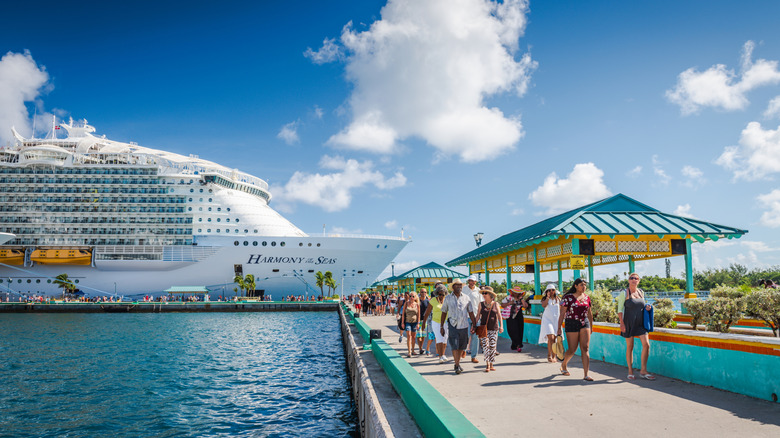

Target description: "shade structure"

left=445, top=194, right=747, bottom=295
left=387, top=261, right=468, bottom=293
left=164, top=286, right=210, bottom=294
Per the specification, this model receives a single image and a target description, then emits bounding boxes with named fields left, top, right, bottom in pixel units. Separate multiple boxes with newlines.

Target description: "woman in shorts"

left=556, top=278, right=594, bottom=381
left=400, top=291, right=421, bottom=357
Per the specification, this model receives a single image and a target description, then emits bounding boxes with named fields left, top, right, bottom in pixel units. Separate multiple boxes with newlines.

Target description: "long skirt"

left=480, top=330, right=499, bottom=363
left=506, top=314, right=524, bottom=349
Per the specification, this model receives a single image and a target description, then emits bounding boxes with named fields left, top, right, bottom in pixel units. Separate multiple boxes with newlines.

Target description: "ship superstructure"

left=0, top=120, right=408, bottom=297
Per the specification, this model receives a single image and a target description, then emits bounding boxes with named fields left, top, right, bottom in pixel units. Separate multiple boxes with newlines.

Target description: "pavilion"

left=445, top=194, right=747, bottom=298
left=374, top=262, right=468, bottom=294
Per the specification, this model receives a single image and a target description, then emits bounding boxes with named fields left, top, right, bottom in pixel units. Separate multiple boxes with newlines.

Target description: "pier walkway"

left=355, top=311, right=780, bottom=437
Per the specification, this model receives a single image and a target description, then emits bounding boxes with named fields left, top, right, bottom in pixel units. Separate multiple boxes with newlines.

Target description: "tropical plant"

left=53, top=273, right=77, bottom=298
left=683, top=298, right=707, bottom=330
left=744, top=288, right=780, bottom=337
left=704, top=297, right=745, bottom=333
left=243, top=274, right=256, bottom=296
left=590, top=285, right=618, bottom=323
left=315, top=271, right=325, bottom=296
left=233, top=274, right=245, bottom=296
left=324, top=271, right=336, bottom=294
left=652, top=298, right=676, bottom=328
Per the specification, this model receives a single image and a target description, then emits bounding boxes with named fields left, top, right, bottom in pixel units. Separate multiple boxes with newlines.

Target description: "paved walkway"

left=355, top=310, right=780, bottom=437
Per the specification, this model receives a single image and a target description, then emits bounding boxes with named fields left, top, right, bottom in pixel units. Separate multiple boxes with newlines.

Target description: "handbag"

left=643, top=306, right=654, bottom=332
left=555, top=335, right=565, bottom=360
left=476, top=324, right=488, bottom=338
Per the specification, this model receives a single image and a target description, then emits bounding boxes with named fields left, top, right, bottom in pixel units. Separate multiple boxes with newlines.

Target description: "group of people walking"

left=357, top=272, right=657, bottom=381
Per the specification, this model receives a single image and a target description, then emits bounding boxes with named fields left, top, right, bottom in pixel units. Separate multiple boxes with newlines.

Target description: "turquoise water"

left=0, top=312, right=357, bottom=437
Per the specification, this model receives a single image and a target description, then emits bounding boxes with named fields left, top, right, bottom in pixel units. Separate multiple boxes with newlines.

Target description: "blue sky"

left=2, top=0, right=780, bottom=284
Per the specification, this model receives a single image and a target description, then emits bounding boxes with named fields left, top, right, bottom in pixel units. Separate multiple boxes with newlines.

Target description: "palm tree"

left=315, top=271, right=325, bottom=297
left=53, top=273, right=76, bottom=298
left=243, top=274, right=256, bottom=297
left=233, top=274, right=245, bottom=297
left=324, top=271, right=337, bottom=296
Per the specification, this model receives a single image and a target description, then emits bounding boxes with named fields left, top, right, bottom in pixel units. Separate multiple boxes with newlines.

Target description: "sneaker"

left=455, top=364, right=461, bottom=375
left=442, top=355, right=449, bottom=362
left=439, top=356, right=445, bottom=364
left=426, top=352, right=432, bottom=358
left=399, top=336, right=403, bottom=343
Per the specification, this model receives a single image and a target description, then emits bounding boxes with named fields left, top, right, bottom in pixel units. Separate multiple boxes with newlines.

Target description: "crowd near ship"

left=0, top=119, right=408, bottom=298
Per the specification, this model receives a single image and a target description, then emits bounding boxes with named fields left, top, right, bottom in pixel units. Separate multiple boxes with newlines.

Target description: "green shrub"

left=684, top=298, right=707, bottom=330
left=652, top=298, right=676, bottom=328
left=704, top=296, right=745, bottom=333
left=744, top=288, right=780, bottom=337
left=710, top=284, right=748, bottom=299
left=590, top=285, right=618, bottom=323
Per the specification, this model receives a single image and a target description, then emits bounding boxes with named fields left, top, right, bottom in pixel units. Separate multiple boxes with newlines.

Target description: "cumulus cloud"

left=528, top=163, right=612, bottom=214
left=0, top=50, right=50, bottom=144
left=716, top=121, right=780, bottom=180
left=313, top=106, right=324, bottom=120
left=271, top=155, right=406, bottom=212
left=304, top=37, right=343, bottom=64
left=651, top=155, right=671, bottom=186
left=757, top=189, right=780, bottom=227
left=666, top=41, right=780, bottom=115
left=277, top=121, right=300, bottom=145
left=322, top=0, right=536, bottom=162
left=673, top=204, right=695, bottom=218
left=681, top=165, right=705, bottom=187
left=384, top=220, right=398, bottom=229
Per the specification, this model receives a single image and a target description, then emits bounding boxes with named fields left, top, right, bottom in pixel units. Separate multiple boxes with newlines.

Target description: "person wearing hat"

left=421, top=283, right=449, bottom=362
left=476, top=286, right=503, bottom=371
left=538, top=284, right=562, bottom=362
left=502, top=286, right=528, bottom=352
left=463, top=275, right=485, bottom=363
left=440, top=278, right=478, bottom=375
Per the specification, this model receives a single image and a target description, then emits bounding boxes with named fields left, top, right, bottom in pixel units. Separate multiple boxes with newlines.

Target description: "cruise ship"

left=0, top=119, right=409, bottom=298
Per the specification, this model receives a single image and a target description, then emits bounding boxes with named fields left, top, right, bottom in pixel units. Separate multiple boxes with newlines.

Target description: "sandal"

left=485, top=367, right=490, bottom=373
left=640, top=374, right=656, bottom=381
left=559, top=368, right=570, bottom=376
left=627, top=374, right=636, bottom=380
left=583, top=376, right=594, bottom=382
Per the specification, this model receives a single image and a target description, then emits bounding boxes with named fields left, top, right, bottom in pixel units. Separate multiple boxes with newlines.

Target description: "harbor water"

left=0, top=312, right=357, bottom=437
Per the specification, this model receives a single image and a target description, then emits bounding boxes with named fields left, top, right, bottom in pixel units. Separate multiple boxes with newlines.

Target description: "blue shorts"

left=404, top=322, right=419, bottom=332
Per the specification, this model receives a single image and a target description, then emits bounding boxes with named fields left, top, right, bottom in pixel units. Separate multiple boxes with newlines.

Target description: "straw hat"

left=451, top=278, right=464, bottom=288
left=480, top=286, right=496, bottom=299
left=555, top=335, right=565, bottom=360
left=508, top=286, right=526, bottom=296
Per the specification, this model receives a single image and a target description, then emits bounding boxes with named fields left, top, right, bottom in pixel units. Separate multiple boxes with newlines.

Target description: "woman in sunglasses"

left=556, top=278, right=594, bottom=381
left=618, top=273, right=655, bottom=380
left=421, top=283, right=449, bottom=363
left=477, top=286, right=503, bottom=371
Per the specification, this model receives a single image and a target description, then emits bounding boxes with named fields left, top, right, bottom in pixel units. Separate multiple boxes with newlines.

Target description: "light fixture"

left=474, top=232, right=484, bottom=247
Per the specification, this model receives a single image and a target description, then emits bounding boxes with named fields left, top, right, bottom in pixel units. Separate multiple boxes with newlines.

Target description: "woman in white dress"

left=538, top=283, right=561, bottom=362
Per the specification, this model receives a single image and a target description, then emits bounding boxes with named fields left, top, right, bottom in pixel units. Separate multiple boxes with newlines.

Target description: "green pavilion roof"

left=370, top=277, right=394, bottom=288
left=390, top=262, right=468, bottom=282
left=446, top=194, right=748, bottom=267
left=164, top=286, right=210, bottom=293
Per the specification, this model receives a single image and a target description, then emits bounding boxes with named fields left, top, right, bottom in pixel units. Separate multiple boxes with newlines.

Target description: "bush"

left=704, top=297, right=745, bottom=333
left=684, top=298, right=707, bottom=330
left=590, top=285, right=618, bottom=323
left=652, top=298, right=676, bottom=328
left=744, top=288, right=780, bottom=337
left=710, top=284, right=749, bottom=300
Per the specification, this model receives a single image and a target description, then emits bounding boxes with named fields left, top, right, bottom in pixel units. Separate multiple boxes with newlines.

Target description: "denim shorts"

left=404, top=322, right=419, bottom=332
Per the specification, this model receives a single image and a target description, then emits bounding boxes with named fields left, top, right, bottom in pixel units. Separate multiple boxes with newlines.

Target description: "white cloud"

left=666, top=41, right=780, bottom=115
left=510, top=208, right=524, bottom=216
left=313, top=106, right=324, bottom=120
left=626, top=165, right=642, bottom=178
left=277, top=121, right=300, bottom=145
left=741, top=240, right=773, bottom=252
left=271, top=155, right=406, bottom=212
left=716, top=121, right=780, bottom=180
left=384, top=220, right=398, bottom=229
left=757, top=189, right=780, bottom=227
left=528, top=162, right=612, bottom=214
left=681, top=165, right=705, bottom=187
left=673, top=204, right=695, bottom=218
left=0, top=51, right=50, bottom=144
left=304, top=37, right=343, bottom=64
left=764, top=96, right=780, bottom=119
left=652, top=155, right=671, bottom=185
left=324, top=0, right=536, bottom=162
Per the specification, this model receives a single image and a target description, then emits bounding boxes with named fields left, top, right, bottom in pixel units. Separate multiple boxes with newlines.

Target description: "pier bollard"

left=369, top=329, right=382, bottom=341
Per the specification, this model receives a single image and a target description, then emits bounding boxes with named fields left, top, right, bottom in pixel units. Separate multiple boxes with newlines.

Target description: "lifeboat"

left=30, top=248, right=92, bottom=265
left=0, top=248, right=25, bottom=265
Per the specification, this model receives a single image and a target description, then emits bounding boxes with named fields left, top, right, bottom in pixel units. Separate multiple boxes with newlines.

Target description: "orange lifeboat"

left=30, top=248, right=92, bottom=265
left=0, top=248, right=25, bottom=265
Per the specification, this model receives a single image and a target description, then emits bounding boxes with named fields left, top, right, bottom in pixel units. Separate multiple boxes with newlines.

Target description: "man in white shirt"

left=462, top=275, right=484, bottom=363
left=440, top=278, right=477, bottom=375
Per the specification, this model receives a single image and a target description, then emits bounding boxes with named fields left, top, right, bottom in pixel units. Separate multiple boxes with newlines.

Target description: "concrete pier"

left=355, top=310, right=780, bottom=437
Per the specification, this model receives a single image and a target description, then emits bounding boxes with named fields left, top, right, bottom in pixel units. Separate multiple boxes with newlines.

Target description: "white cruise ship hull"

left=0, top=235, right=406, bottom=298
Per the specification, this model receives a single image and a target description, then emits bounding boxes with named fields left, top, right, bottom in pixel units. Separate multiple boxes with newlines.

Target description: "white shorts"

left=432, top=320, right=448, bottom=344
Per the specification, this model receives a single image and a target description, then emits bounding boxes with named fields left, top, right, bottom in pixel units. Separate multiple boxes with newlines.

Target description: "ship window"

left=217, top=218, right=221, bottom=222
left=199, top=198, right=203, bottom=202
left=198, top=229, right=202, bottom=233
left=254, top=230, right=258, bottom=233
left=243, top=241, right=248, bottom=246
left=188, top=207, right=192, bottom=211
left=27, top=279, right=31, bottom=283
left=226, top=218, right=229, bottom=222
left=308, top=243, right=312, bottom=247
left=217, top=229, right=220, bottom=233
left=280, top=242, right=285, bottom=247
left=244, top=229, right=248, bottom=233
left=235, top=219, right=240, bottom=223
left=208, top=198, right=212, bottom=202
left=207, top=218, right=211, bottom=222
left=308, top=270, right=314, bottom=273
left=217, top=207, right=221, bottom=211
left=180, top=179, right=184, bottom=184
left=358, top=271, right=363, bottom=274
left=189, top=198, right=192, bottom=201
left=384, top=245, right=387, bottom=248
left=227, top=208, right=231, bottom=212
left=272, top=269, right=279, bottom=273
left=376, top=244, right=380, bottom=248
left=36, top=279, right=40, bottom=283
left=200, top=189, right=203, bottom=193
left=271, top=241, right=276, bottom=247
left=47, top=280, right=51, bottom=283
left=199, top=207, right=203, bottom=211
left=17, top=279, right=21, bottom=283
left=75, top=280, right=79, bottom=283
left=190, top=189, right=194, bottom=193
left=207, top=229, right=211, bottom=232
left=316, top=243, right=321, bottom=247
left=252, top=241, right=258, bottom=246
left=262, top=241, right=267, bottom=246
left=208, top=207, right=212, bottom=212
left=209, top=189, right=212, bottom=193
left=234, top=241, right=239, bottom=246
left=299, top=243, right=303, bottom=247
left=234, top=229, right=238, bottom=233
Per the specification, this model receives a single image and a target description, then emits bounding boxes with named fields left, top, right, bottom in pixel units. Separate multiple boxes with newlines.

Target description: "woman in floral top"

left=556, top=278, right=595, bottom=381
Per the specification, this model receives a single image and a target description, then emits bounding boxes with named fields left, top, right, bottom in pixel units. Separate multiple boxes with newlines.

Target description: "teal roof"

left=446, top=194, right=748, bottom=266
left=164, top=286, right=210, bottom=293
left=390, top=262, right=468, bottom=282
left=370, top=278, right=394, bottom=287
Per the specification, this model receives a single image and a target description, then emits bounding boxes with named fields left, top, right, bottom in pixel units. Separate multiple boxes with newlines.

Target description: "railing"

left=307, top=233, right=409, bottom=241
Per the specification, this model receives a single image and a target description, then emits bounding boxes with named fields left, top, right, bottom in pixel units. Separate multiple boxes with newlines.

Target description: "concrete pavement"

left=355, top=310, right=780, bottom=437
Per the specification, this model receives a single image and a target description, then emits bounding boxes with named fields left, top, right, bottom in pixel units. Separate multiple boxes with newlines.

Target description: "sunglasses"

left=480, top=292, right=489, bottom=295
left=629, top=277, right=640, bottom=280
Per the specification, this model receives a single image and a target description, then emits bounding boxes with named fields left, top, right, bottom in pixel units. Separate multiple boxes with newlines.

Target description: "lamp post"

left=474, top=232, right=484, bottom=284
left=391, top=261, right=395, bottom=277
